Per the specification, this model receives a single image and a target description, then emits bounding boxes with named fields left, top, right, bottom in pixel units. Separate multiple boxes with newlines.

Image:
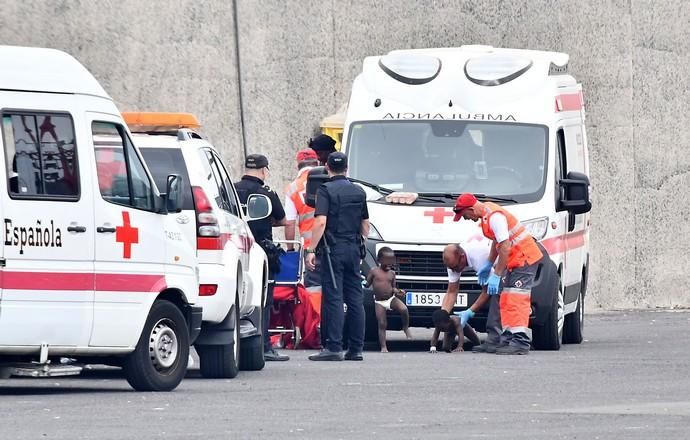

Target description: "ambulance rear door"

left=88, top=113, right=167, bottom=347
left=0, top=108, right=95, bottom=347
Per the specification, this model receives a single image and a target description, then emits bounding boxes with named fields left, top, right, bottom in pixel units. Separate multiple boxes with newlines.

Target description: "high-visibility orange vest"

left=480, top=202, right=543, bottom=269
left=285, top=169, right=315, bottom=248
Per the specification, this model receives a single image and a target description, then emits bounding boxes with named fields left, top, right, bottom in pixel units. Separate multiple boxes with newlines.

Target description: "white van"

left=343, top=46, right=591, bottom=350
left=0, top=46, right=201, bottom=390
left=126, top=112, right=271, bottom=378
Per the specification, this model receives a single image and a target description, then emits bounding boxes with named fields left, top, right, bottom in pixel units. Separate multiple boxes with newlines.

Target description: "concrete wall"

left=0, top=0, right=687, bottom=310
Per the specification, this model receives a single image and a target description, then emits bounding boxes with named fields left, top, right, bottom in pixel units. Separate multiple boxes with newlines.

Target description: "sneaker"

left=344, top=351, right=363, bottom=361
left=308, top=349, right=344, bottom=361
left=264, top=349, right=290, bottom=361
left=471, top=342, right=498, bottom=354
left=495, top=345, right=529, bottom=356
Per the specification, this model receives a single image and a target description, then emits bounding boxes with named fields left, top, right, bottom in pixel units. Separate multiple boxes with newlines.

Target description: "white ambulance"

left=0, top=45, right=201, bottom=390
left=125, top=112, right=271, bottom=378
left=343, top=46, right=592, bottom=350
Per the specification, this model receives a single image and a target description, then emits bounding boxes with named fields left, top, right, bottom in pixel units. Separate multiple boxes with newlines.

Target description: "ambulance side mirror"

left=246, top=194, right=272, bottom=221
left=558, top=171, right=591, bottom=215
left=165, top=174, right=184, bottom=214
left=305, top=166, right=329, bottom=208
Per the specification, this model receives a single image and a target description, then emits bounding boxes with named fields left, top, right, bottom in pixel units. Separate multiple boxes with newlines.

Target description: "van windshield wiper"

left=349, top=178, right=444, bottom=203
left=417, top=192, right=519, bottom=204
left=348, top=177, right=395, bottom=195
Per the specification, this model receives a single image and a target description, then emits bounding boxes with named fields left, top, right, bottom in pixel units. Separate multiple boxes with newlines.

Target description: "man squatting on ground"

left=431, top=236, right=492, bottom=352
left=453, top=193, right=545, bottom=355
left=365, top=247, right=412, bottom=353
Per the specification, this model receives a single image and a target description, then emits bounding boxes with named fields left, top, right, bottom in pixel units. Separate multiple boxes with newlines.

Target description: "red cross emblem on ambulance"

left=424, top=207, right=453, bottom=224
left=116, top=211, right=139, bottom=259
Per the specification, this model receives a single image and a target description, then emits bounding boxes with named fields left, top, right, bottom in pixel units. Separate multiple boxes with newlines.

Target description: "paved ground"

left=1, top=310, right=690, bottom=439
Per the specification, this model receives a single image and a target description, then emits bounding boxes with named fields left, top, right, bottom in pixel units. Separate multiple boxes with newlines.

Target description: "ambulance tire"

left=239, top=335, right=265, bottom=371
left=198, top=305, right=240, bottom=379
left=123, top=299, right=190, bottom=392
left=531, top=275, right=562, bottom=351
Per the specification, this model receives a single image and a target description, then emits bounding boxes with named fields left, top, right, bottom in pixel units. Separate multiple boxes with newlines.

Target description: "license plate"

left=405, top=292, right=468, bottom=307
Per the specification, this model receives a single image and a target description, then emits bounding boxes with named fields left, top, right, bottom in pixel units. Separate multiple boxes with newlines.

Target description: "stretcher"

left=268, top=240, right=322, bottom=349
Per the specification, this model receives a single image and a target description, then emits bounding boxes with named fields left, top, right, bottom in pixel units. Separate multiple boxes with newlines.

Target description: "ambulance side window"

left=555, top=129, right=567, bottom=207
left=212, top=152, right=240, bottom=217
left=92, top=121, right=154, bottom=211
left=2, top=112, right=80, bottom=200
left=204, top=150, right=239, bottom=216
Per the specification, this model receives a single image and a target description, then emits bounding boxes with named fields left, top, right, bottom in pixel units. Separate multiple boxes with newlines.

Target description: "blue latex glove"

left=456, top=309, right=475, bottom=328
left=487, top=273, right=502, bottom=295
left=477, top=262, right=493, bottom=285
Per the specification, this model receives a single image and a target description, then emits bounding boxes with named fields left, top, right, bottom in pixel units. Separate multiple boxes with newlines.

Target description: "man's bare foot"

left=403, top=328, right=413, bottom=339
left=381, top=347, right=389, bottom=353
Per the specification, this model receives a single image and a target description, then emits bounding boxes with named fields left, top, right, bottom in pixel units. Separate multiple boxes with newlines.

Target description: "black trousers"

left=319, top=242, right=364, bottom=353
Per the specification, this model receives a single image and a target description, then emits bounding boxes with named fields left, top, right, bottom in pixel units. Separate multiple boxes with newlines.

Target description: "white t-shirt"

left=488, top=212, right=509, bottom=243
left=284, top=195, right=298, bottom=221
left=447, top=235, right=492, bottom=283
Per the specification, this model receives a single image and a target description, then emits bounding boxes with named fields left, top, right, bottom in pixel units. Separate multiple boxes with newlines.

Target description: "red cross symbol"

left=424, top=207, right=453, bottom=224
left=116, top=211, right=139, bottom=259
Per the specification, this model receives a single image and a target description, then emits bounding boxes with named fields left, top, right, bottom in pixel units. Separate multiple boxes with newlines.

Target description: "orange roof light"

left=122, top=112, right=201, bottom=132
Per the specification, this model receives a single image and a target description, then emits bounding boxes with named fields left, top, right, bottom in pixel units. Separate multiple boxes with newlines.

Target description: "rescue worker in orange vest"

left=452, top=193, right=544, bottom=355
left=284, top=148, right=321, bottom=287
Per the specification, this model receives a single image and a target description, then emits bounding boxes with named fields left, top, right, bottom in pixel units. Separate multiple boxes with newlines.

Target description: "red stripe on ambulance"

left=0, top=271, right=166, bottom=292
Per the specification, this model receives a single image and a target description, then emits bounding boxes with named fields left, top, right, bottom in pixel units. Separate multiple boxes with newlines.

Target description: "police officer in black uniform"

left=234, top=154, right=289, bottom=362
left=305, top=152, right=370, bottom=361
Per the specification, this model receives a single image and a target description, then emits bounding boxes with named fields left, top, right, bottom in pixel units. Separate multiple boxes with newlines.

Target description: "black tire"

left=239, top=334, right=265, bottom=371
left=563, top=289, right=584, bottom=344
left=532, top=275, right=562, bottom=351
left=198, top=304, right=240, bottom=379
left=122, top=300, right=189, bottom=392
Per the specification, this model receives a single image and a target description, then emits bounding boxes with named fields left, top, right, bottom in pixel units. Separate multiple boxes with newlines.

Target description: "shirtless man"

left=366, top=247, right=412, bottom=352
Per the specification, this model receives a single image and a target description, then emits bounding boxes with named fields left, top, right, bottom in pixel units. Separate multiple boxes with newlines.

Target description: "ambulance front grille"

left=394, top=250, right=446, bottom=277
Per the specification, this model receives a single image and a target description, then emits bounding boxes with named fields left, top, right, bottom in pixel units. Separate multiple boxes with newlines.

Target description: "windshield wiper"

left=417, top=192, right=519, bottom=204
left=349, top=178, right=444, bottom=203
left=348, top=177, right=395, bottom=195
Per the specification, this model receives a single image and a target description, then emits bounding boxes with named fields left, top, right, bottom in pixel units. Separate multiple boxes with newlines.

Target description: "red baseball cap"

left=452, top=193, right=477, bottom=221
left=296, top=148, right=318, bottom=162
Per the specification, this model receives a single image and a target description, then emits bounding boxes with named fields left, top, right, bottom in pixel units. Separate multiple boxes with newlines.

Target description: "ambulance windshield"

left=347, top=120, right=548, bottom=203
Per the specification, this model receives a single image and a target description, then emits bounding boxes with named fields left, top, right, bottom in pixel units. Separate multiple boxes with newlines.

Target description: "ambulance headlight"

left=522, top=217, right=548, bottom=241
left=464, top=55, right=532, bottom=86
left=368, top=223, right=383, bottom=240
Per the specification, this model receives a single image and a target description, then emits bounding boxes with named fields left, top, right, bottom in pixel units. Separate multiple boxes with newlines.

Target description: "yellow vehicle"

left=319, top=103, right=347, bottom=150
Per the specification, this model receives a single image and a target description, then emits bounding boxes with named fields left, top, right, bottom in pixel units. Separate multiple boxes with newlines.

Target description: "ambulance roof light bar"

left=379, top=53, right=442, bottom=85
left=464, top=54, right=533, bottom=86
left=122, top=112, right=201, bottom=134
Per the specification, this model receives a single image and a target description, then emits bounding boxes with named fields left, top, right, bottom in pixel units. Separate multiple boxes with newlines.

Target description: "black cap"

left=245, top=154, right=269, bottom=169
left=309, top=134, right=336, bottom=152
left=326, top=151, right=347, bottom=172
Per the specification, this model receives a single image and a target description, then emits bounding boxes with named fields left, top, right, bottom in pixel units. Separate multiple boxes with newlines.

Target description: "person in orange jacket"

left=452, top=193, right=544, bottom=355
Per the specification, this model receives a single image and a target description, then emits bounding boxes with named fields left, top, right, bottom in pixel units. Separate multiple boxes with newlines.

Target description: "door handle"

left=97, top=226, right=117, bottom=233
left=67, top=225, right=87, bottom=233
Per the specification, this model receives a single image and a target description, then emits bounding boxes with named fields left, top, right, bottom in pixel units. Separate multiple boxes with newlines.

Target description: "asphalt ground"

left=1, top=310, right=689, bottom=439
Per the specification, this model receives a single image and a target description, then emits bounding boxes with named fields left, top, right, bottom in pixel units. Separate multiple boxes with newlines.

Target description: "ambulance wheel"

left=198, top=305, right=240, bottom=379
left=239, top=334, right=265, bottom=371
left=123, top=300, right=189, bottom=391
left=532, top=275, right=563, bottom=351
left=563, top=289, right=584, bottom=344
